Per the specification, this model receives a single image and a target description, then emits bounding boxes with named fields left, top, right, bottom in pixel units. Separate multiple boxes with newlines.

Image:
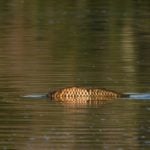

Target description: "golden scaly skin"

left=48, top=87, right=127, bottom=104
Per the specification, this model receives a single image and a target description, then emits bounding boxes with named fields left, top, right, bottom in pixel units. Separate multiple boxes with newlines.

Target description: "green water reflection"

left=0, top=0, right=149, bottom=149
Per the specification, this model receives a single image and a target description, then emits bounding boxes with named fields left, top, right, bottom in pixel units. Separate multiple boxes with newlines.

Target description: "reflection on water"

left=1, top=98, right=149, bottom=150
left=0, top=0, right=150, bottom=149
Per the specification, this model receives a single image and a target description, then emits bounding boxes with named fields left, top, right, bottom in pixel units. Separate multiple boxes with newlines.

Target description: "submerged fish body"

left=48, top=87, right=127, bottom=103
left=23, top=87, right=150, bottom=105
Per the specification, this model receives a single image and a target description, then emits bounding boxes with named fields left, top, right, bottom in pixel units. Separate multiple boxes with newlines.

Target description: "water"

left=0, top=0, right=150, bottom=149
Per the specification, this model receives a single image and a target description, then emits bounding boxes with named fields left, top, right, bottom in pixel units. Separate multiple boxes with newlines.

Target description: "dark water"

left=0, top=0, right=150, bottom=149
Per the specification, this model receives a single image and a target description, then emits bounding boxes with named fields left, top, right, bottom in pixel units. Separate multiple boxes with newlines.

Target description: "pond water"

left=0, top=0, right=150, bottom=150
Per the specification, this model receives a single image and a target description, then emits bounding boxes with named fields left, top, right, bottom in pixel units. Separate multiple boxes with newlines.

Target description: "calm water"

left=0, top=0, right=150, bottom=150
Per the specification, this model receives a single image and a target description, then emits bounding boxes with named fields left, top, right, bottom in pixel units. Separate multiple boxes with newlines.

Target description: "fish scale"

left=49, top=87, right=123, bottom=103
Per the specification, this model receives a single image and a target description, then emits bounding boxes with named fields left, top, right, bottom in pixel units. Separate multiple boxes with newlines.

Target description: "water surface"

left=0, top=0, right=150, bottom=149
